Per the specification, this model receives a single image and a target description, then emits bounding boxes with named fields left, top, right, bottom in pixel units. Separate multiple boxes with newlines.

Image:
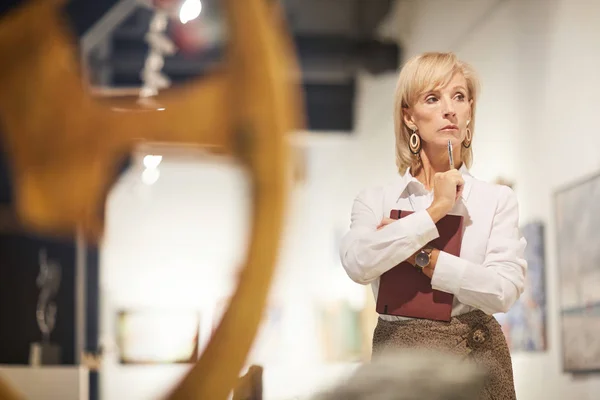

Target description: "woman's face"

left=404, top=72, right=472, bottom=149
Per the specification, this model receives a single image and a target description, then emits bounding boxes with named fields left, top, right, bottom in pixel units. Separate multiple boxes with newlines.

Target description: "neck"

left=413, top=146, right=462, bottom=190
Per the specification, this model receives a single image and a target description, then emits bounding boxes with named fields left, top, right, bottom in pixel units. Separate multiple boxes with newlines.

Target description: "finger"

left=449, top=169, right=462, bottom=179
left=377, top=220, right=389, bottom=230
left=448, top=171, right=464, bottom=185
left=444, top=170, right=459, bottom=180
left=456, top=184, right=464, bottom=197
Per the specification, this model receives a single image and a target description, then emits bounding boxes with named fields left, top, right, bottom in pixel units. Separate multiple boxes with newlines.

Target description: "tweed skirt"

left=372, top=310, right=516, bottom=400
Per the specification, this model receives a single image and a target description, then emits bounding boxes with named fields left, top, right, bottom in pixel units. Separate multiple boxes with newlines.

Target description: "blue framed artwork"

left=495, top=221, right=547, bottom=352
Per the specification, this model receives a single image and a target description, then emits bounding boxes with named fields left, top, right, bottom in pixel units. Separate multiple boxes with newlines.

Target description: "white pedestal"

left=0, top=365, right=89, bottom=400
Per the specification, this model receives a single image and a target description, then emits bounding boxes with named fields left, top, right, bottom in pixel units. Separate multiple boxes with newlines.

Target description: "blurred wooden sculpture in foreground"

left=0, top=0, right=302, bottom=399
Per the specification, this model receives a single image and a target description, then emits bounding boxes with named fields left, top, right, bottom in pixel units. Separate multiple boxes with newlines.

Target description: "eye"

left=425, top=95, right=438, bottom=104
left=454, top=92, right=466, bottom=101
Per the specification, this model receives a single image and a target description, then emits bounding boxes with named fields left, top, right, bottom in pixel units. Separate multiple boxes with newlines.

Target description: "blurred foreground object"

left=0, top=0, right=302, bottom=399
left=0, top=376, right=23, bottom=400
left=312, top=349, right=487, bottom=400
left=233, top=365, right=263, bottom=400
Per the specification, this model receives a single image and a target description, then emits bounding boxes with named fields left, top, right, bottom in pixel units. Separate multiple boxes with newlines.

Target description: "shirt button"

left=472, top=329, right=486, bottom=344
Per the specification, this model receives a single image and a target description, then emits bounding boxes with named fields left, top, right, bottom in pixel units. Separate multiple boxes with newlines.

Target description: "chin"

left=433, top=135, right=461, bottom=146
left=447, top=136, right=463, bottom=146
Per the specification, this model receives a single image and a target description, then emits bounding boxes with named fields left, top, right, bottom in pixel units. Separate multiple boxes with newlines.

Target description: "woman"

left=339, top=52, right=527, bottom=400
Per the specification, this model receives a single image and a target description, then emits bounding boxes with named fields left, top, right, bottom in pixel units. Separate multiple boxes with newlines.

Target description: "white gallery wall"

left=99, top=142, right=367, bottom=400
left=99, top=151, right=253, bottom=399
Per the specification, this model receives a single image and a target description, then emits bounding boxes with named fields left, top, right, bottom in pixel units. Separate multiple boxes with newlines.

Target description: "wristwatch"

left=414, top=246, right=434, bottom=270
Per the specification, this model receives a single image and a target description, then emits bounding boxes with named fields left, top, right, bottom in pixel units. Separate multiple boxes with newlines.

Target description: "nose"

left=442, top=98, right=456, bottom=118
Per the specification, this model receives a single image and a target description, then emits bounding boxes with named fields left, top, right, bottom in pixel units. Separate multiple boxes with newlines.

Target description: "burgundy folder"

left=375, top=210, right=464, bottom=322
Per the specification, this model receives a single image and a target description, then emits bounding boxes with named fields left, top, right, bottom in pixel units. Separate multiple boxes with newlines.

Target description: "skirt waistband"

left=378, top=309, right=494, bottom=327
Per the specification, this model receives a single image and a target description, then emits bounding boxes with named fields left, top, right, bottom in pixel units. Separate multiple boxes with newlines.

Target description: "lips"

left=440, top=125, right=458, bottom=131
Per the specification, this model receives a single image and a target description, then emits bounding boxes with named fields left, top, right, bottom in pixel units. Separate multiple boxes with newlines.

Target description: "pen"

left=448, top=139, right=454, bottom=170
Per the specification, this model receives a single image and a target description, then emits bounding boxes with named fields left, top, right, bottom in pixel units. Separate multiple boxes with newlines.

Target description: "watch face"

left=415, top=252, right=430, bottom=268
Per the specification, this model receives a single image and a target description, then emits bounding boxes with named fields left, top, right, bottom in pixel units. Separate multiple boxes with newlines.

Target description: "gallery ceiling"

left=72, top=0, right=401, bottom=131
left=0, top=0, right=402, bottom=209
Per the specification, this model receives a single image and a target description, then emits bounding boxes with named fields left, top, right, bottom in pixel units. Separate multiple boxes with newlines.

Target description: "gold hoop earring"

left=463, top=128, right=472, bottom=149
left=409, top=129, right=422, bottom=155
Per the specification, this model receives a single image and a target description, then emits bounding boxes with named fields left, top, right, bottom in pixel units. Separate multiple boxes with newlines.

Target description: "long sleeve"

left=339, top=189, right=440, bottom=284
left=430, top=185, right=527, bottom=315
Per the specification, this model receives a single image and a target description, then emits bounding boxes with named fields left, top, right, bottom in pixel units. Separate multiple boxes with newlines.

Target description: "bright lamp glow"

left=143, top=155, right=163, bottom=169
left=142, top=168, right=160, bottom=185
left=179, top=0, right=202, bottom=24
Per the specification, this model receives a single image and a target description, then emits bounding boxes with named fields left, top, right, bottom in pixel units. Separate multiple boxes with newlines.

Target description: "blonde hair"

left=393, top=52, right=480, bottom=175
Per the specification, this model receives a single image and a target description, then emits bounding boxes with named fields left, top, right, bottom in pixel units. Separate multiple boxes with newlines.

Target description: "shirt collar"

left=395, top=163, right=473, bottom=202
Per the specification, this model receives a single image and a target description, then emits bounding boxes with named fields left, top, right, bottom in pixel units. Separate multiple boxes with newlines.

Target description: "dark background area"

left=0, top=234, right=77, bottom=365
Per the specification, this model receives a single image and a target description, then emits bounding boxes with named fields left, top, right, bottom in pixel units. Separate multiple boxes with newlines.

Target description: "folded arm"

left=339, top=189, right=439, bottom=284
left=429, top=185, right=527, bottom=314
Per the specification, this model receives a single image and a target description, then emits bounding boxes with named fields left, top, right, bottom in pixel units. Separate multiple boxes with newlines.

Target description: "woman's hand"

left=377, top=218, right=395, bottom=230
left=427, top=170, right=464, bottom=223
left=421, top=248, right=440, bottom=278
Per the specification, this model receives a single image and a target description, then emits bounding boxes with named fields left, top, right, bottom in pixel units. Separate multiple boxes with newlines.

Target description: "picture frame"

left=554, top=170, right=600, bottom=373
left=116, top=308, right=200, bottom=365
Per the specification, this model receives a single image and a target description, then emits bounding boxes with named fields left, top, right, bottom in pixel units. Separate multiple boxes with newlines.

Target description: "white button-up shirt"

left=339, top=165, right=527, bottom=321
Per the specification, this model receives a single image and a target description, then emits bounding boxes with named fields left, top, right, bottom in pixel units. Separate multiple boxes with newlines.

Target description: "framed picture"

left=116, top=309, right=200, bottom=364
left=554, top=170, right=600, bottom=372
left=495, top=222, right=547, bottom=352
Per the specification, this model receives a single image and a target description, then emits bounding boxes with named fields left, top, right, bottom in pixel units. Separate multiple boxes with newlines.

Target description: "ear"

left=402, top=107, right=417, bottom=132
left=468, top=98, right=474, bottom=120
